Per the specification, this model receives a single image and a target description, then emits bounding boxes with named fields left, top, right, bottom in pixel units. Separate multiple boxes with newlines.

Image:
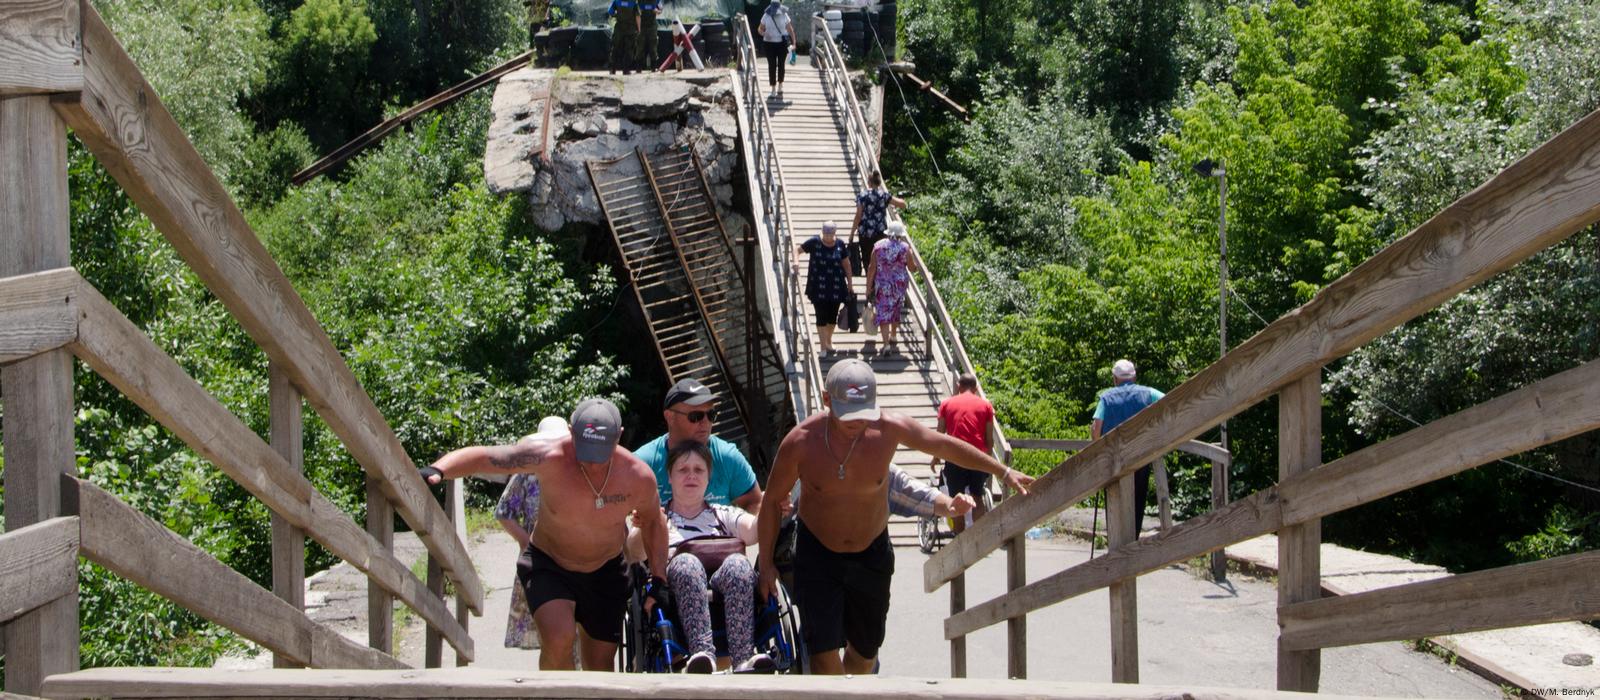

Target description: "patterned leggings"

left=666, top=552, right=757, bottom=665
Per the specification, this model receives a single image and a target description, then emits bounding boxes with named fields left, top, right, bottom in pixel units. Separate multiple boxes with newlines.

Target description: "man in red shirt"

left=933, top=373, right=997, bottom=534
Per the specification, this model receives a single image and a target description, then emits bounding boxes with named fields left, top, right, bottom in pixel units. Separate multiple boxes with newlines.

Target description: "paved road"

left=880, top=537, right=1498, bottom=697
left=435, top=526, right=1497, bottom=697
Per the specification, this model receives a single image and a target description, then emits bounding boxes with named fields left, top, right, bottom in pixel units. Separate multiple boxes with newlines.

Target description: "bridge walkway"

left=764, top=62, right=955, bottom=542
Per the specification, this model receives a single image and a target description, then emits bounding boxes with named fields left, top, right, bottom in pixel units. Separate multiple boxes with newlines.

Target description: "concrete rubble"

left=484, top=68, right=747, bottom=240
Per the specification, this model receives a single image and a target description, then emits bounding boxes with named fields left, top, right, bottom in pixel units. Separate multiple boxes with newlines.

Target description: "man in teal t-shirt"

left=634, top=379, right=764, bottom=513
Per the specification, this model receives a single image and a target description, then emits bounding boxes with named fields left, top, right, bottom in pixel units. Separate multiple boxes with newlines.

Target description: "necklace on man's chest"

left=823, top=417, right=862, bottom=480
left=578, top=458, right=613, bottom=509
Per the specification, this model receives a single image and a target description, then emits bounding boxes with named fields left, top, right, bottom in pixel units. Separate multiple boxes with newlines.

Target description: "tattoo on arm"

left=487, top=445, right=546, bottom=471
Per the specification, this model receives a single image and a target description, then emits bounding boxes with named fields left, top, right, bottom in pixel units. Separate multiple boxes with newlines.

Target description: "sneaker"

left=737, top=653, right=777, bottom=673
left=683, top=651, right=715, bottom=674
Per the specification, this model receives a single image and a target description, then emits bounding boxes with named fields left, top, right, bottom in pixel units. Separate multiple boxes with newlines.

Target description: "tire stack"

left=574, top=27, right=610, bottom=69
left=840, top=10, right=867, bottom=57
left=701, top=21, right=731, bottom=66
left=544, top=26, right=578, bottom=67
left=873, top=2, right=896, bottom=60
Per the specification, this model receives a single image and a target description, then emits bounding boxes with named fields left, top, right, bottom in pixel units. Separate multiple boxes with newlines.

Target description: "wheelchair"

left=917, top=463, right=998, bottom=554
left=617, top=553, right=806, bottom=674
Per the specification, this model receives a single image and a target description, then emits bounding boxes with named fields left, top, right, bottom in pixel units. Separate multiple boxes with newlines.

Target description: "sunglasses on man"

left=669, top=408, right=718, bottom=423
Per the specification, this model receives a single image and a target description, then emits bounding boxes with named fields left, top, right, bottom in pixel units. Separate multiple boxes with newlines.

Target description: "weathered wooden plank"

left=1105, top=472, right=1138, bottom=683
left=50, top=2, right=483, bottom=611
left=927, top=102, right=1600, bottom=592
left=67, top=476, right=407, bottom=670
left=270, top=364, right=306, bottom=669
left=1009, top=439, right=1231, bottom=467
left=1005, top=535, right=1026, bottom=680
left=366, top=478, right=395, bottom=654
left=0, top=268, right=76, bottom=314
left=0, top=92, right=79, bottom=696
left=67, top=278, right=473, bottom=660
left=1275, top=372, right=1321, bottom=692
left=38, top=666, right=1389, bottom=699
left=949, top=573, right=967, bottom=678
left=0, top=0, right=82, bottom=95
left=1279, top=550, right=1600, bottom=650
left=942, top=356, right=1600, bottom=640
left=0, top=304, right=75, bottom=364
left=0, top=517, right=78, bottom=624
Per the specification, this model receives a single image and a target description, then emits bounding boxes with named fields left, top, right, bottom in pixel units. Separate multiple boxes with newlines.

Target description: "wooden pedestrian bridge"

left=2, top=2, right=1598, bottom=697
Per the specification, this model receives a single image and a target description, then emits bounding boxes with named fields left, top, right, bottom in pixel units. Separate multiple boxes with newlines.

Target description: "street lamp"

left=1193, top=157, right=1228, bottom=584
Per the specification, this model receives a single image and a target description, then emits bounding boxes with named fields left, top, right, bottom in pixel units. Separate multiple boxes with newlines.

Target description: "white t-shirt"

left=758, top=7, right=791, bottom=44
left=665, top=502, right=752, bottom=548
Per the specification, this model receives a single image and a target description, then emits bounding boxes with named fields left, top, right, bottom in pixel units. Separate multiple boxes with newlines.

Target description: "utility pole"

left=1193, top=157, right=1229, bottom=584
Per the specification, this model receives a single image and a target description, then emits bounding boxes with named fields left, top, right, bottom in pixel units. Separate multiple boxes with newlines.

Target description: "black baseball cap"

left=663, top=378, right=716, bottom=409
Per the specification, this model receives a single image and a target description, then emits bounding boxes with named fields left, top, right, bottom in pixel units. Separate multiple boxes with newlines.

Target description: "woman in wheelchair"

left=657, top=440, right=774, bottom=673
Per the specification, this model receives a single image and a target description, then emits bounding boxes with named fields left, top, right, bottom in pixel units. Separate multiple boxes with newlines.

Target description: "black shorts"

left=792, top=519, right=893, bottom=658
left=812, top=299, right=842, bottom=326
left=943, top=463, right=991, bottom=499
left=517, top=541, right=630, bottom=644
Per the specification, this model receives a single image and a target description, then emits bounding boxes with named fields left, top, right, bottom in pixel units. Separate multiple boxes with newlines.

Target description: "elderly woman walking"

left=850, top=171, right=905, bottom=274
left=867, top=221, right=918, bottom=357
left=797, top=220, right=853, bottom=357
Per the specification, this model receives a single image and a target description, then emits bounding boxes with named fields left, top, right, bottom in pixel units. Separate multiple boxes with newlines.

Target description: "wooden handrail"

left=925, top=103, right=1600, bottom=591
left=66, top=273, right=475, bottom=660
left=0, top=517, right=79, bottom=625
left=733, top=15, right=825, bottom=418
left=66, top=476, right=406, bottom=669
left=1278, top=549, right=1600, bottom=650
left=941, top=354, right=1600, bottom=639
left=0, top=269, right=77, bottom=363
left=1010, top=438, right=1231, bottom=467
left=50, top=0, right=483, bottom=612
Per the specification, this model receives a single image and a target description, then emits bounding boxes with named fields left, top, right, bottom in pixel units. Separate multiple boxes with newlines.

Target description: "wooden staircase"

left=587, top=147, right=791, bottom=457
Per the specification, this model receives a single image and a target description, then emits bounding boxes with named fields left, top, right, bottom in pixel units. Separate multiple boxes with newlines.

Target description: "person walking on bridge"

left=758, top=0, right=795, bottom=98
left=420, top=398, right=671, bottom=671
left=933, top=373, right=996, bottom=534
left=797, top=220, right=854, bottom=358
left=867, top=221, right=917, bottom=357
left=756, top=359, right=1033, bottom=675
left=1091, top=359, right=1166, bottom=535
left=850, top=171, right=905, bottom=274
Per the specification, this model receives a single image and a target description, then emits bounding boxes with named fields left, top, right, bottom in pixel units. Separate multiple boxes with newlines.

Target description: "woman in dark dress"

left=796, top=220, right=854, bottom=357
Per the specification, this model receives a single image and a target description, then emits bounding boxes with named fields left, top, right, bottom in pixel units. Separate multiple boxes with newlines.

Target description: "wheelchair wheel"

left=771, top=579, right=807, bottom=674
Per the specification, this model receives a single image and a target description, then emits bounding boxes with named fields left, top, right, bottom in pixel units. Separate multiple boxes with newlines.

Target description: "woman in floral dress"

left=867, top=221, right=918, bottom=356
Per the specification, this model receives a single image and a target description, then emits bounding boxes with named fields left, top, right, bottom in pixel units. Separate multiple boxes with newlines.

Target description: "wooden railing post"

left=1210, top=457, right=1229, bottom=582
left=1105, top=472, right=1139, bottom=683
left=425, top=480, right=464, bottom=668
left=1004, top=454, right=1027, bottom=679
left=949, top=573, right=967, bottom=678
left=450, top=480, right=470, bottom=667
left=1005, top=534, right=1027, bottom=678
left=0, top=94, right=81, bottom=695
left=1277, top=370, right=1322, bottom=692
left=269, top=365, right=305, bottom=668
left=366, top=478, right=395, bottom=654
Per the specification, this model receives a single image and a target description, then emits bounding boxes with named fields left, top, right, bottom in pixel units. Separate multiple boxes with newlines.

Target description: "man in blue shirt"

left=634, top=379, right=765, bottom=513
left=1091, top=359, right=1166, bottom=535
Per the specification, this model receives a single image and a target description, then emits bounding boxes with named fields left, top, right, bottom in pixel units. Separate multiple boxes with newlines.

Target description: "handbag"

left=675, top=536, right=747, bottom=574
left=846, top=233, right=863, bottom=277
left=861, top=296, right=877, bottom=334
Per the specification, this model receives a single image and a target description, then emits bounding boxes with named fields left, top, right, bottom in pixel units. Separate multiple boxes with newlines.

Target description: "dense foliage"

left=895, top=0, right=1600, bottom=569
left=1, top=0, right=620, bottom=673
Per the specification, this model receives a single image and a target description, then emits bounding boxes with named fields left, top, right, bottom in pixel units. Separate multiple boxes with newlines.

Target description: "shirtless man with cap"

left=756, top=359, right=1034, bottom=675
left=419, top=398, right=670, bottom=671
